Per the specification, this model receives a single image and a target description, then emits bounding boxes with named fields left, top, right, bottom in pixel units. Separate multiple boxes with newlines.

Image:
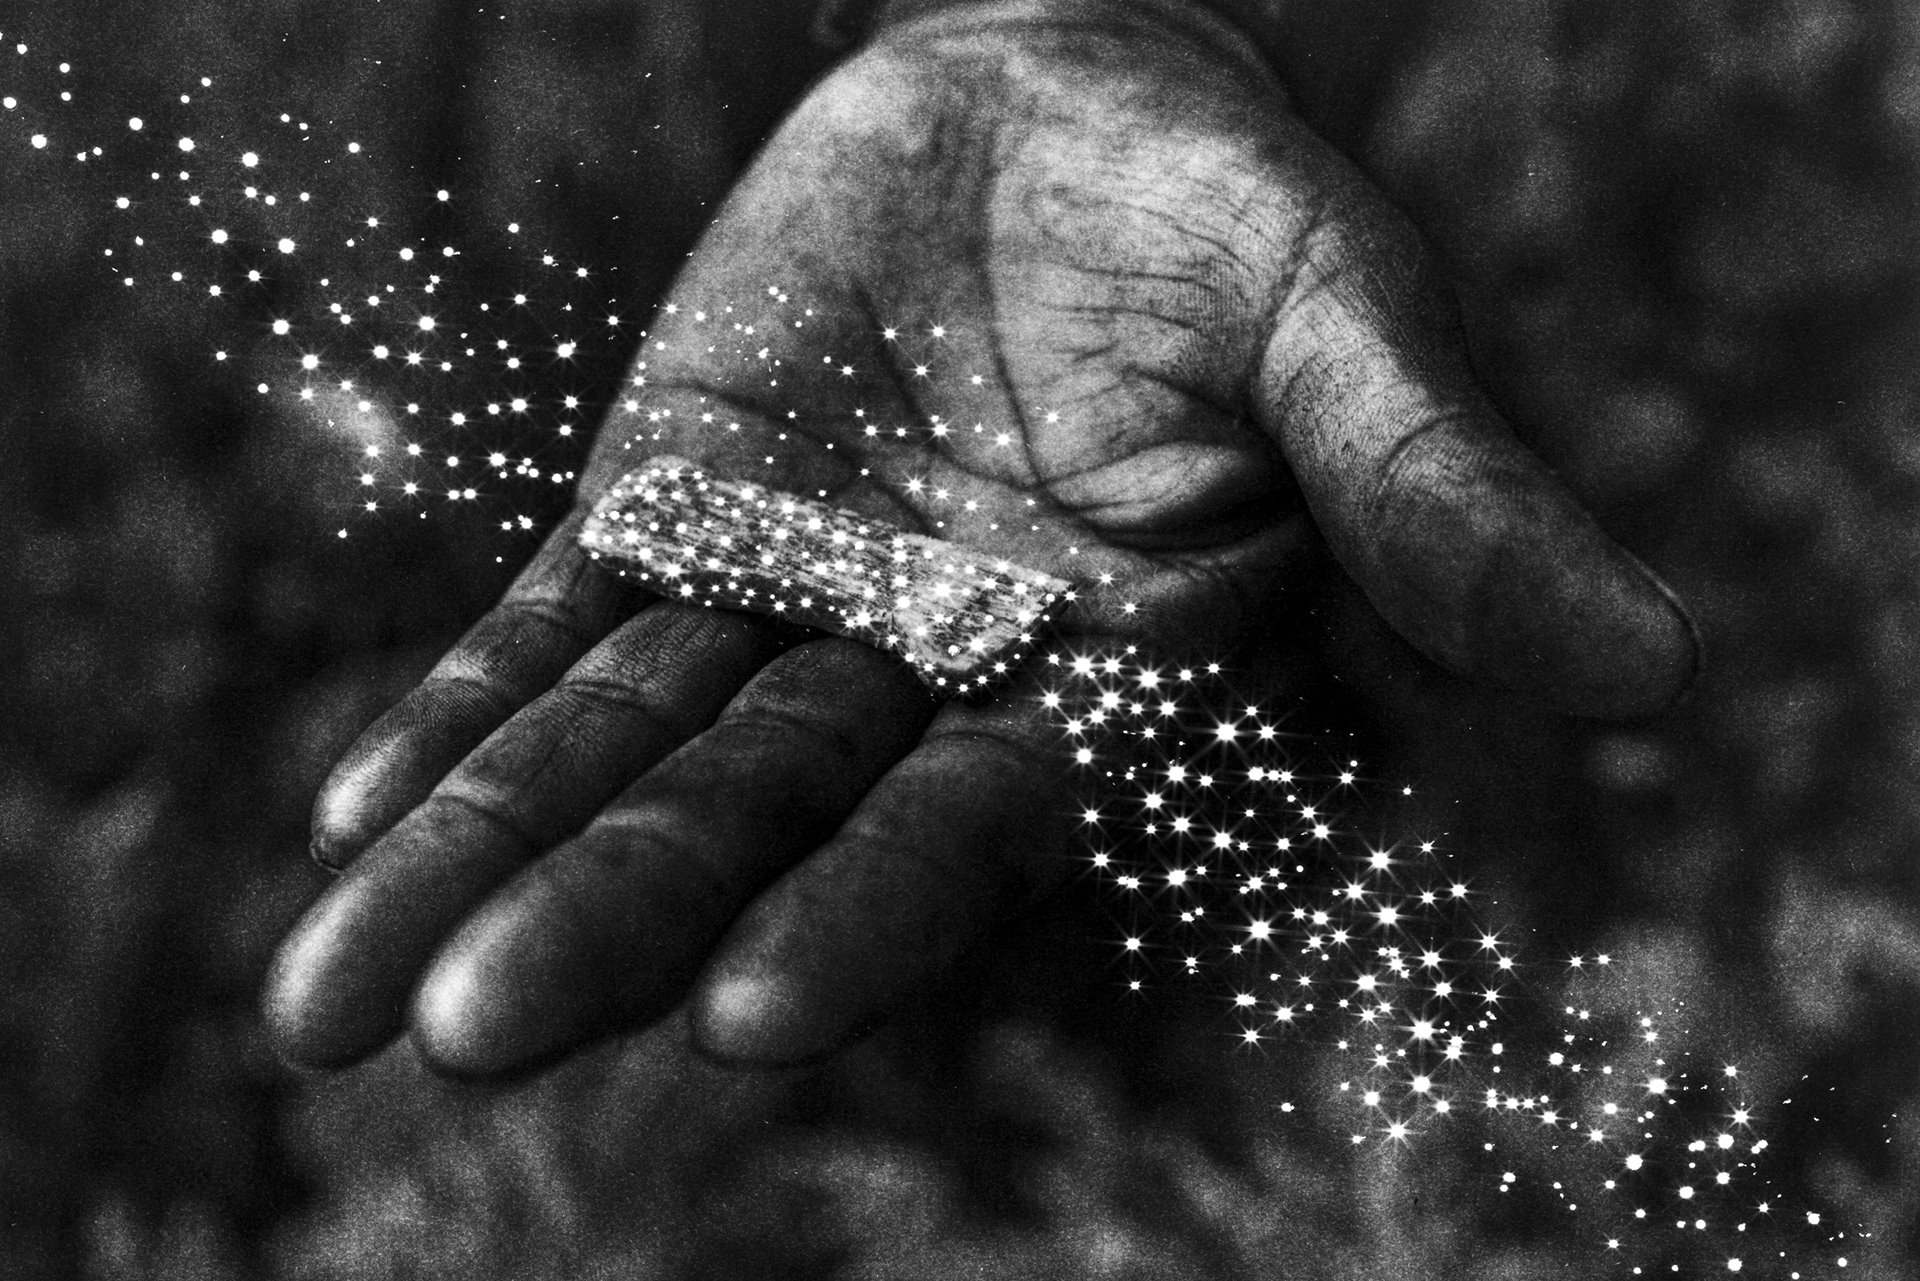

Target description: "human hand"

left=263, top=0, right=1699, bottom=1076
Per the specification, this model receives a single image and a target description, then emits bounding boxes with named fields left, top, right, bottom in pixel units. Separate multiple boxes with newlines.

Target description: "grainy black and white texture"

left=0, top=1, right=1915, bottom=1277
left=580, top=457, right=1068, bottom=689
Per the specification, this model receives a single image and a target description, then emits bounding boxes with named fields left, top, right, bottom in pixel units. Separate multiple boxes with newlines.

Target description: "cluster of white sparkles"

left=1, top=25, right=1872, bottom=1277
left=592, top=300, right=1866, bottom=1273
left=578, top=456, right=1067, bottom=690
left=2, top=29, right=603, bottom=549
left=1042, top=657, right=1860, bottom=1277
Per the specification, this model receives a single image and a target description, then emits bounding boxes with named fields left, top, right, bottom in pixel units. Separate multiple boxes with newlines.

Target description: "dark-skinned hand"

left=263, top=0, right=1699, bottom=1077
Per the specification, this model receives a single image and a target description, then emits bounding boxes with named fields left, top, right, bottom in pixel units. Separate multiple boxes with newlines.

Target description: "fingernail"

left=309, top=837, right=348, bottom=875
left=1622, top=550, right=1705, bottom=714
left=1649, top=567, right=1704, bottom=707
left=308, top=781, right=375, bottom=872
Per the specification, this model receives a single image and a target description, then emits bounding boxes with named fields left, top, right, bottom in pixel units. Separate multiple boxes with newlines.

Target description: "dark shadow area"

left=0, top=2, right=1914, bottom=1277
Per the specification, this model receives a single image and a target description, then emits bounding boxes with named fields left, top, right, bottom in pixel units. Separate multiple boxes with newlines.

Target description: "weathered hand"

left=263, top=0, right=1698, bottom=1075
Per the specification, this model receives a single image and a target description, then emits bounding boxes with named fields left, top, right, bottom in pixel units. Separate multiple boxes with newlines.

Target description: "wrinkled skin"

left=264, top=0, right=1698, bottom=1076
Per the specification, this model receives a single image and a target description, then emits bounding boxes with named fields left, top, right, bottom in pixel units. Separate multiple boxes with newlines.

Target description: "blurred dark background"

left=1, top=1, right=1916, bottom=1276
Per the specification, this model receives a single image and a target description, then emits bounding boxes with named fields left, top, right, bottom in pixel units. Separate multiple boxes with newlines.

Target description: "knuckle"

left=555, top=672, right=708, bottom=746
left=423, top=602, right=602, bottom=698
left=410, top=670, right=524, bottom=725
left=922, top=710, right=1064, bottom=774
left=715, top=704, right=863, bottom=766
left=571, top=805, right=736, bottom=904
left=1370, top=407, right=1481, bottom=522
left=419, top=785, right=545, bottom=863
left=490, top=595, right=609, bottom=652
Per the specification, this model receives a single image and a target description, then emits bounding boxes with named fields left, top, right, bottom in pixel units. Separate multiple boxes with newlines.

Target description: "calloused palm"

left=264, top=0, right=1697, bottom=1075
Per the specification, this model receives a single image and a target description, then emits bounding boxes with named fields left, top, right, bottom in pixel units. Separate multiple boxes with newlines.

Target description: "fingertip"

left=307, top=756, right=385, bottom=872
left=409, top=905, right=608, bottom=1079
left=261, top=891, right=401, bottom=1070
left=260, top=934, right=322, bottom=1068
left=1491, top=541, right=1702, bottom=721
left=1586, top=556, right=1703, bottom=719
left=691, top=971, right=841, bottom=1066
left=410, top=948, right=510, bottom=1077
left=1280, top=396, right=1705, bottom=719
left=307, top=719, right=453, bottom=872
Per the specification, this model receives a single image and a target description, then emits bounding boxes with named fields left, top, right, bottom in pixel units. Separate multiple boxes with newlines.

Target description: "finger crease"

left=428, top=789, right=546, bottom=863
left=557, top=675, right=703, bottom=743
left=1368, top=405, right=1480, bottom=536
left=492, top=597, right=612, bottom=651
left=720, top=705, right=867, bottom=772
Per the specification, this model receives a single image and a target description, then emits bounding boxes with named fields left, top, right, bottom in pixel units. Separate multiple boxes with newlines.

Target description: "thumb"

left=1255, top=174, right=1699, bottom=718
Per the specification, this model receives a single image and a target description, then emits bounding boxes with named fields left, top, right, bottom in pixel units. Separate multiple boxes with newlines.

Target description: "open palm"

left=266, top=0, right=1697, bottom=1076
